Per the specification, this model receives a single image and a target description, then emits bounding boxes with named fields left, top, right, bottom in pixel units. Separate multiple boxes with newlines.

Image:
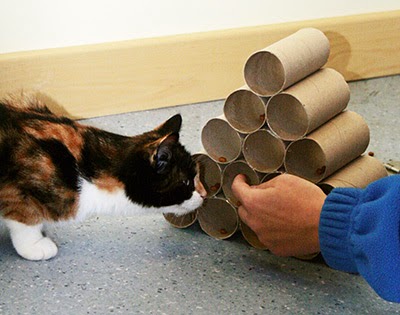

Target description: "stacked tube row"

left=164, top=28, right=388, bottom=249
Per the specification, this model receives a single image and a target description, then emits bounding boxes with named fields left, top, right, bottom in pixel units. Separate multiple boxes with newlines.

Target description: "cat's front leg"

left=4, top=219, right=58, bottom=261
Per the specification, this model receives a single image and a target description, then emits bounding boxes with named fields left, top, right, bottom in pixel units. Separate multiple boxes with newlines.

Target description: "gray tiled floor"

left=1, top=75, right=399, bottom=314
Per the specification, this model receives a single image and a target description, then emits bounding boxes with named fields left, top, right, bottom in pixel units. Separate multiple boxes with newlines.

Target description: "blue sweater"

left=319, top=175, right=400, bottom=302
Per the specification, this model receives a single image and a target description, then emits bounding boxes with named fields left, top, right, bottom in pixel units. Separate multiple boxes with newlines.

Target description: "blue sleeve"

left=319, top=175, right=400, bottom=302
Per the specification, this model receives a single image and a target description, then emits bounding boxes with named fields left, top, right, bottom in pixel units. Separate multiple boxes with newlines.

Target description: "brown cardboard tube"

left=243, top=129, right=286, bottom=173
left=284, top=111, right=370, bottom=183
left=223, top=86, right=268, bottom=134
left=222, top=160, right=260, bottom=206
left=201, top=115, right=242, bottom=164
left=240, top=220, right=268, bottom=250
left=192, top=153, right=222, bottom=197
left=163, top=211, right=197, bottom=229
left=318, top=155, right=388, bottom=194
left=244, top=28, right=330, bottom=96
left=266, top=68, right=350, bottom=141
left=197, top=197, right=239, bottom=240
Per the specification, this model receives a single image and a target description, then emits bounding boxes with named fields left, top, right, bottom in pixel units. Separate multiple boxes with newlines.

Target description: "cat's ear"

left=153, top=133, right=179, bottom=174
left=155, top=114, right=182, bottom=136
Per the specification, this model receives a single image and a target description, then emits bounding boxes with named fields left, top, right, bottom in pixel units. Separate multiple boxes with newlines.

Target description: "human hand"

left=231, top=173, right=326, bottom=257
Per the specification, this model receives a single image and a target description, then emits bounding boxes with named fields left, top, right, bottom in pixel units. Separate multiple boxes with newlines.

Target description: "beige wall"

left=1, top=0, right=399, bottom=54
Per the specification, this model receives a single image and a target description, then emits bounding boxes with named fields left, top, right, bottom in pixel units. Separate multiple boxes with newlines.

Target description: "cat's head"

left=120, top=114, right=206, bottom=215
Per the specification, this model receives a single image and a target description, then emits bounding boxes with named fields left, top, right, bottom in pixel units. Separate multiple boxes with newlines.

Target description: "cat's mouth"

left=163, top=191, right=204, bottom=216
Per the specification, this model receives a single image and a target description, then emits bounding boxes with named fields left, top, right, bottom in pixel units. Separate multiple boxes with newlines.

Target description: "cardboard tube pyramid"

left=164, top=28, right=387, bottom=252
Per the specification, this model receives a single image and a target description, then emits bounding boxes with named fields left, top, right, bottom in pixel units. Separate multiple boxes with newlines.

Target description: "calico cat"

left=0, top=95, right=206, bottom=261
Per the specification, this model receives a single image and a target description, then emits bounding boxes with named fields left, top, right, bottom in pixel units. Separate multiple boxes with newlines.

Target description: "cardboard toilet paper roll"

left=163, top=211, right=197, bottom=229
left=266, top=68, right=350, bottom=141
left=243, top=129, right=286, bottom=173
left=223, top=86, right=268, bottom=134
left=201, top=115, right=242, bottom=164
left=318, top=155, right=388, bottom=194
left=284, top=111, right=370, bottom=183
left=192, top=153, right=222, bottom=197
left=197, top=197, right=239, bottom=240
left=244, top=28, right=330, bottom=96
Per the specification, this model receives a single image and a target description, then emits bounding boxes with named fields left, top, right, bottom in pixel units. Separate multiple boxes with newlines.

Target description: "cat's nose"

left=196, top=181, right=207, bottom=199
left=199, top=187, right=207, bottom=199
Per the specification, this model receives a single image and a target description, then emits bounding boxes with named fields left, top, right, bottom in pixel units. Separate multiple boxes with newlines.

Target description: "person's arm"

left=319, top=175, right=400, bottom=302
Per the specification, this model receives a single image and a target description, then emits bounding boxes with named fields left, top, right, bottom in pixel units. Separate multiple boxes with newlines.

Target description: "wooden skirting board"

left=1, top=10, right=399, bottom=119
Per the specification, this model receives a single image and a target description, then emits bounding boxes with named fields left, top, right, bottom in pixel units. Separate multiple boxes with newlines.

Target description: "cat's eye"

left=159, top=152, right=170, bottom=161
left=182, top=179, right=190, bottom=186
left=156, top=160, right=168, bottom=174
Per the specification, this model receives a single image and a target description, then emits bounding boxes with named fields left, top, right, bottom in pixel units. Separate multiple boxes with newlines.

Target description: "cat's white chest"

left=75, top=178, right=145, bottom=221
left=75, top=178, right=202, bottom=221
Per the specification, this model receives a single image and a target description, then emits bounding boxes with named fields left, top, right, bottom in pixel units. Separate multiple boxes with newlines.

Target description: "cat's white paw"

left=4, top=220, right=59, bottom=261
left=15, top=237, right=58, bottom=261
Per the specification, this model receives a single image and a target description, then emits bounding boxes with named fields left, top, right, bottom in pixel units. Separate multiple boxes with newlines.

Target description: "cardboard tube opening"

left=193, top=153, right=222, bottom=197
left=243, top=130, right=286, bottom=172
left=266, top=94, right=308, bottom=140
left=240, top=220, right=267, bottom=250
left=201, top=118, right=242, bottom=164
left=197, top=197, right=238, bottom=239
left=244, top=51, right=285, bottom=96
left=224, top=88, right=267, bottom=133
left=285, top=139, right=327, bottom=182
left=163, top=212, right=197, bottom=229
left=222, top=161, right=260, bottom=206
left=244, top=28, right=330, bottom=96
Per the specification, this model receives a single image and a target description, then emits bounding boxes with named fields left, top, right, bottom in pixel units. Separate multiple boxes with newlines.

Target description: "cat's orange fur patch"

left=23, top=124, right=84, bottom=159
left=0, top=184, right=79, bottom=224
left=1, top=185, right=46, bottom=225
left=93, top=174, right=125, bottom=192
left=14, top=148, right=56, bottom=183
left=194, top=164, right=207, bottom=198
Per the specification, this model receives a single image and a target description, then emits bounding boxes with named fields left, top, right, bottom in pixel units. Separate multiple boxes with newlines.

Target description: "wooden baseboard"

left=1, top=10, right=399, bottom=119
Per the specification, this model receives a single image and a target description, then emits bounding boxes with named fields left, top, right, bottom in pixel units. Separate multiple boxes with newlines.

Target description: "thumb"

left=231, top=174, right=251, bottom=204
